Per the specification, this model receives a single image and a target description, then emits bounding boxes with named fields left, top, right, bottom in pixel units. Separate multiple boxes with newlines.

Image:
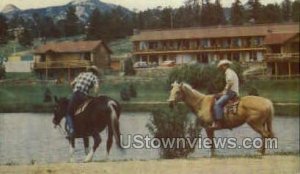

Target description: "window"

left=40, top=55, right=46, bottom=62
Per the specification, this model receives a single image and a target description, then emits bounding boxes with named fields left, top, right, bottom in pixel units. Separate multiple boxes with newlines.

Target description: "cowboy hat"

left=217, top=59, right=232, bottom=68
left=87, top=65, right=100, bottom=74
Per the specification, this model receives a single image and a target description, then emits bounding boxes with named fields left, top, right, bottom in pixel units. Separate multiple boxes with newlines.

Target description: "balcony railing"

left=33, top=60, right=92, bottom=69
left=265, top=53, right=300, bottom=62
left=133, top=45, right=265, bottom=54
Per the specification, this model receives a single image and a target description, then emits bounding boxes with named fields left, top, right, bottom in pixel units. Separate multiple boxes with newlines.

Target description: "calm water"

left=0, top=113, right=299, bottom=164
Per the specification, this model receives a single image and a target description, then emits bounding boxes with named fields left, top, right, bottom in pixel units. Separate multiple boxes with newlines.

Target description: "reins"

left=56, top=124, right=67, bottom=137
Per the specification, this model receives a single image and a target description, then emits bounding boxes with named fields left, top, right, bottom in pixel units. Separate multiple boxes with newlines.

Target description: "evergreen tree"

left=246, top=0, right=263, bottom=24
left=200, top=0, right=225, bottom=26
left=19, top=28, right=33, bottom=47
left=292, top=0, right=300, bottom=22
left=64, top=6, right=81, bottom=37
left=261, top=4, right=282, bottom=23
left=137, top=12, right=145, bottom=29
left=281, top=0, right=292, bottom=22
left=230, top=0, right=245, bottom=25
left=86, top=9, right=104, bottom=40
left=214, top=0, right=226, bottom=25
left=0, top=14, right=8, bottom=45
left=200, top=0, right=215, bottom=26
left=108, top=7, right=128, bottom=39
left=43, top=16, right=60, bottom=38
left=160, top=7, right=172, bottom=28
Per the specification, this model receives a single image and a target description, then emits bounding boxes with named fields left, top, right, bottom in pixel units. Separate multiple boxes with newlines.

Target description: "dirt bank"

left=0, top=155, right=299, bottom=174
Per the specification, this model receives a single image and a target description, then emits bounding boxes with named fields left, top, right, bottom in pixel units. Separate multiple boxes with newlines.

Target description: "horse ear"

left=171, top=81, right=177, bottom=87
left=179, top=82, right=183, bottom=87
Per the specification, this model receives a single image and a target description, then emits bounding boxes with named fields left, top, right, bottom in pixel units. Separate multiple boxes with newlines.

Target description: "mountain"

left=0, top=0, right=131, bottom=22
left=1, top=4, right=20, bottom=14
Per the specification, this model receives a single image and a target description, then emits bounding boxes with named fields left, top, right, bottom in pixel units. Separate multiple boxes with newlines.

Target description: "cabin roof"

left=132, top=23, right=299, bottom=41
left=34, top=40, right=112, bottom=54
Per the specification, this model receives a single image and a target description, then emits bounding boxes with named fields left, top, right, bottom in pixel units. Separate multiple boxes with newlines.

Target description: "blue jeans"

left=213, top=90, right=236, bottom=120
left=66, top=91, right=86, bottom=134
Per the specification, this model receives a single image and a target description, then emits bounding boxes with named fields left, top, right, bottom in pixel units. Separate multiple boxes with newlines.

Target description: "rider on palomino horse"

left=66, top=65, right=100, bottom=140
left=212, top=59, right=239, bottom=129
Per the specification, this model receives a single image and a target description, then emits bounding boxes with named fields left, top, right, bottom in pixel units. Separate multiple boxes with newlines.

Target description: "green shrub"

left=128, top=83, right=137, bottom=98
left=124, top=58, right=135, bottom=75
left=147, top=108, right=201, bottom=159
left=120, top=87, right=130, bottom=101
left=0, top=65, right=5, bottom=79
left=168, top=62, right=243, bottom=94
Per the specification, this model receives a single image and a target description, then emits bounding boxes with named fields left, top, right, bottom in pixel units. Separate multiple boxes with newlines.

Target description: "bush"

left=120, top=83, right=138, bottom=101
left=0, top=65, right=5, bottom=79
left=147, top=108, right=201, bottom=159
left=124, top=58, right=135, bottom=75
left=128, top=83, right=137, bottom=98
left=168, top=62, right=243, bottom=94
left=120, top=87, right=131, bottom=101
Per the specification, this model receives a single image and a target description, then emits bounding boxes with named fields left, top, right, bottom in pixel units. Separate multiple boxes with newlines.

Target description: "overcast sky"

left=0, top=0, right=286, bottom=12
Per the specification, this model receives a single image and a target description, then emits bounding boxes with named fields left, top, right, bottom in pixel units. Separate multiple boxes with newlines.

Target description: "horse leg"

left=205, top=128, right=215, bottom=157
left=247, top=122, right=269, bottom=155
left=69, top=139, right=75, bottom=163
left=84, top=133, right=101, bottom=162
left=83, top=137, right=89, bottom=155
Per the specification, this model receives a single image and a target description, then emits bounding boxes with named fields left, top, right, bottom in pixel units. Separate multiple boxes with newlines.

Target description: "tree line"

left=0, top=0, right=299, bottom=47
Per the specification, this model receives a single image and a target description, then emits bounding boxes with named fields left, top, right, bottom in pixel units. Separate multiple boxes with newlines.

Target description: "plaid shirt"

left=73, top=72, right=99, bottom=95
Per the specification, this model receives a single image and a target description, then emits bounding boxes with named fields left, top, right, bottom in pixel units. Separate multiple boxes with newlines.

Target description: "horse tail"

left=108, top=100, right=122, bottom=149
left=265, top=100, right=274, bottom=138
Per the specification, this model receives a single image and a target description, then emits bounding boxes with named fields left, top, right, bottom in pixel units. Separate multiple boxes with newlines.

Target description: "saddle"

left=212, top=94, right=240, bottom=119
left=74, top=98, right=93, bottom=116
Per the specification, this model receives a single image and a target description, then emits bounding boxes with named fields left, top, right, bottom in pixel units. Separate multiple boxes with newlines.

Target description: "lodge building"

left=33, top=40, right=112, bottom=81
left=132, top=23, right=299, bottom=78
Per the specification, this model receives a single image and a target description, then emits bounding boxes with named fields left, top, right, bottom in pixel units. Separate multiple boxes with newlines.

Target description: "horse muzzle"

left=168, top=100, right=176, bottom=109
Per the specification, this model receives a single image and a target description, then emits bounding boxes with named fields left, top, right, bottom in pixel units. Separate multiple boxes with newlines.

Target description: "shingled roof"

left=132, top=23, right=299, bottom=41
left=264, top=33, right=299, bottom=45
left=34, top=40, right=112, bottom=54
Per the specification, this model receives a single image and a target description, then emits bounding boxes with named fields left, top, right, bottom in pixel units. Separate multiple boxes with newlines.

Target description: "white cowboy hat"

left=217, top=59, right=232, bottom=68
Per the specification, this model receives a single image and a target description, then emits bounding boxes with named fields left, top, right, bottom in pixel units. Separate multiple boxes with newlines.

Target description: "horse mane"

left=182, top=83, right=205, bottom=97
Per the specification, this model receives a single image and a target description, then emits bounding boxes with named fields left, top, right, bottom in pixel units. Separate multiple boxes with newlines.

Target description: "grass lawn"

left=0, top=73, right=299, bottom=114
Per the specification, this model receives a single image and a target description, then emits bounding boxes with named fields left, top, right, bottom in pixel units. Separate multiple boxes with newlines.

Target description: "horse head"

left=167, top=81, right=185, bottom=108
left=52, top=96, right=69, bottom=126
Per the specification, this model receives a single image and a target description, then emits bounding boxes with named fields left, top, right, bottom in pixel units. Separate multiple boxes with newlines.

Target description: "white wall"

left=4, top=62, right=33, bottom=72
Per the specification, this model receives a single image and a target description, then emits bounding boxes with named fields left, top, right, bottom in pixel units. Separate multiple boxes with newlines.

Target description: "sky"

left=0, top=0, right=286, bottom=12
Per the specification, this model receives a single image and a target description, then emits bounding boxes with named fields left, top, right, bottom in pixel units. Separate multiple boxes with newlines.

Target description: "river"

left=0, top=113, right=299, bottom=164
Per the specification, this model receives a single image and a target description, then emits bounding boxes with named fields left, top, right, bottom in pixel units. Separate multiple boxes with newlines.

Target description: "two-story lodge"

left=132, top=23, right=299, bottom=78
left=33, top=40, right=112, bottom=81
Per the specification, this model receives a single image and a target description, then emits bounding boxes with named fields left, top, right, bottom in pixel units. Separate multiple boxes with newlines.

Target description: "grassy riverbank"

left=0, top=76, right=299, bottom=115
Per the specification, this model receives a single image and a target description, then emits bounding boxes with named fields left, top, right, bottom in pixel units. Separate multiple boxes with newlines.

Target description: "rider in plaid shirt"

left=66, top=65, right=100, bottom=140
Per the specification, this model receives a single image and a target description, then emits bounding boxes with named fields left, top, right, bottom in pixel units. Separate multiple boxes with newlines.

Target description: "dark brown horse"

left=52, top=96, right=122, bottom=162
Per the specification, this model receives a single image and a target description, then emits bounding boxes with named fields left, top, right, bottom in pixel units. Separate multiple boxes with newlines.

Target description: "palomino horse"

left=168, top=82, right=274, bottom=155
left=52, top=96, right=122, bottom=162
